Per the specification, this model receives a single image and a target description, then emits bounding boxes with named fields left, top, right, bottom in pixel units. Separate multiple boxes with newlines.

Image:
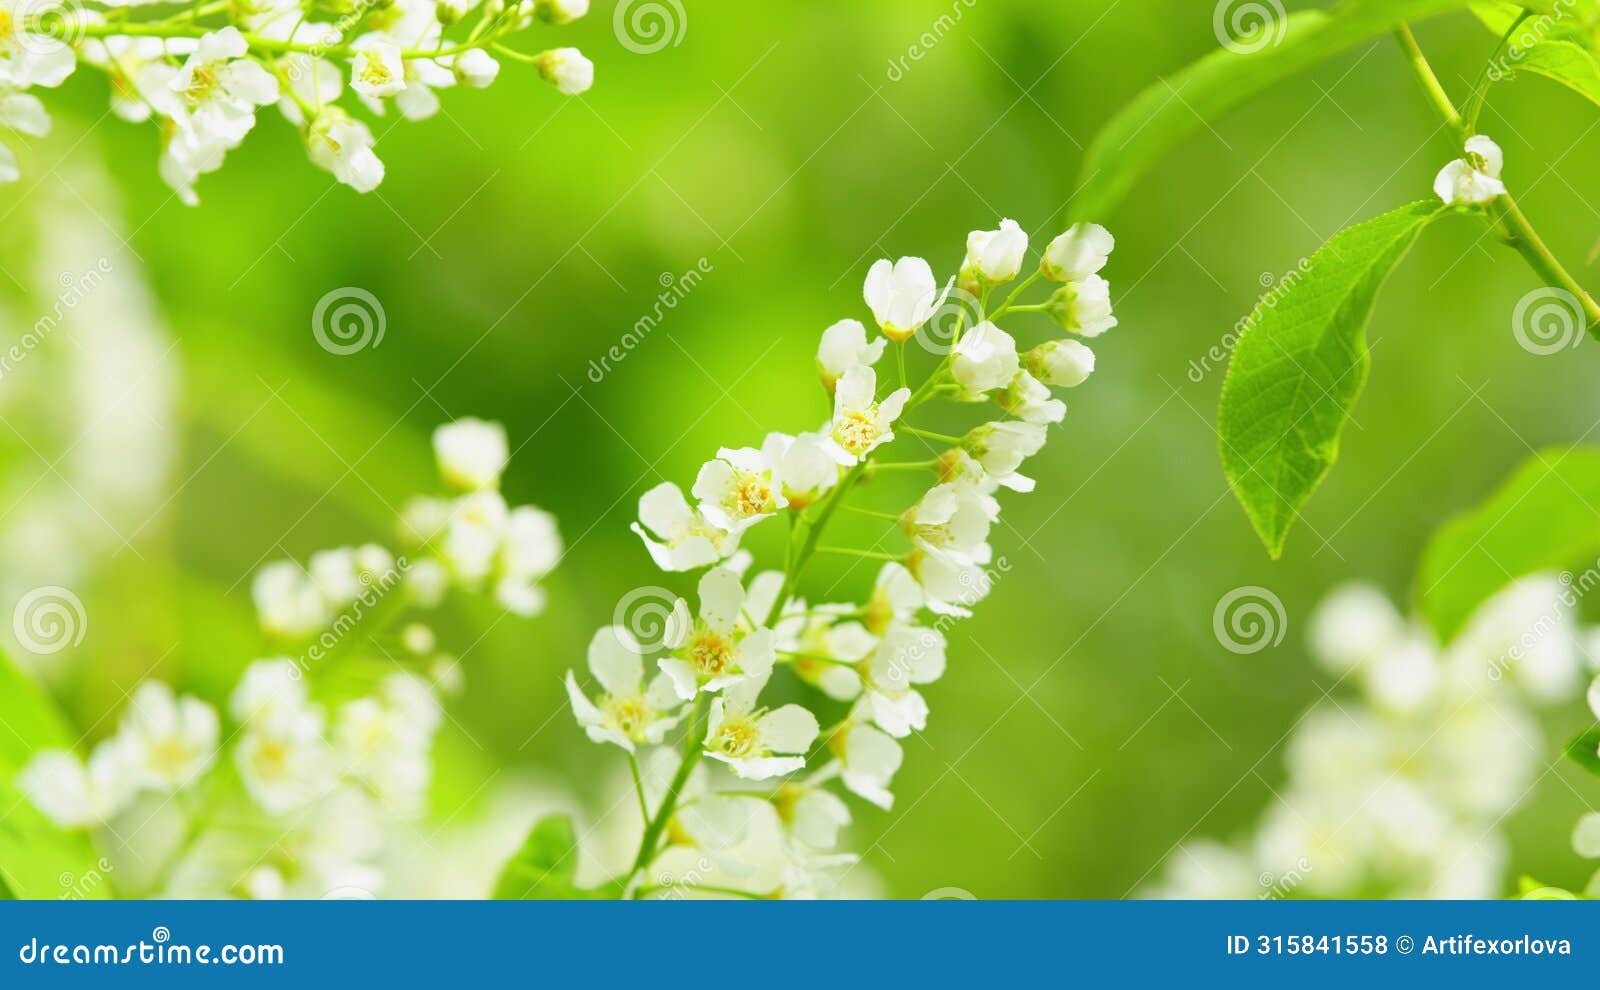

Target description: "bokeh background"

left=4, top=0, right=1600, bottom=897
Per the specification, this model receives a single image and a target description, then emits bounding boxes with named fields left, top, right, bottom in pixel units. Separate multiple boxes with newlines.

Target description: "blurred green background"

left=5, top=0, right=1600, bottom=897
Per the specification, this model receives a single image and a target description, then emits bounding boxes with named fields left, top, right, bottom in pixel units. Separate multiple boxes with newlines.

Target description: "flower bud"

left=1041, top=222, right=1113, bottom=282
left=534, top=0, right=588, bottom=23
left=964, top=218, right=1028, bottom=286
left=1045, top=275, right=1116, bottom=337
left=1026, top=339, right=1095, bottom=387
left=453, top=48, right=500, bottom=88
left=535, top=47, right=594, bottom=95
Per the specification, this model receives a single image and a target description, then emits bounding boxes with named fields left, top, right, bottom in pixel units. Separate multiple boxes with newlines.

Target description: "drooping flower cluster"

left=3, top=0, right=595, bottom=201
left=1147, top=577, right=1590, bottom=900
left=566, top=217, right=1119, bottom=898
left=17, top=417, right=560, bottom=897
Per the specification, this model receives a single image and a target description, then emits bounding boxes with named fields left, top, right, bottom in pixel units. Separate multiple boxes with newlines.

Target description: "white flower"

left=1574, top=812, right=1600, bottom=858
left=816, top=318, right=885, bottom=391
left=1309, top=583, right=1404, bottom=675
left=0, top=89, right=48, bottom=183
left=169, top=27, right=279, bottom=146
left=121, top=682, right=220, bottom=791
left=904, top=482, right=996, bottom=564
left=453, top=48, right=499, bottom=88
left=1042, top=222, right=1114, bottom=282
left=702, top=673, right=819, bottom=780
left=1026, top=339, right=1095, bottom=388
left=963, top=218, right=1028, bottom=285
left=237, top=704, right=334, bottom=813
left=787, top=616, right=874, bottom=701
left=693, top=444, right=787, bottom=534
left=857, top=622, right=945, bottom=737
left=534, top=0, right=588, bottom=23
left=658, top=566, right=777, bottom=698
left=252, top=560, right=329, bottom=639
left=775, top=783, right=851, bottom=850
left=1434, top=135, right=1507, bottom=206
left=908, top=547, right=994, bottom=617
left=535, top=47, right=593, bottom=95
left=495, top=505, right=562, bottom=616
left=230, top=657, right=307, bottom=726
left=863, top=256, right=947, bottom=342
left=831, top=722, right=903, bottom=809
left=766, top=431, right=839, bottom=510
left=0, top=0, right=77, bottom=88
left=306, top=107, right=385, bottom=193
left=565, top=625, right=684, bottom=751
left=334, top=682, right=436, bottom=817
left=433, top=417, right=508, bottom=491
left=441, top=489, right=507, bottom=581
left=632, top=481, right=741, bottom=572
left=950, top=321, right=1020, bottom=397
left=1047, top=273, right=1117, bottom=337
left=1589, top=673, right=1600, bottom=721
left=962, top=420, right=1047, bottom=492
left=822, top=364, right=911, bottom=464
left=865, top=561, right=924, bottom=635
left=18, top=741, right=136, bottom=828
left=351, top=37, right=406, bottom=98
left=998, top=370, right=1066, bottom=424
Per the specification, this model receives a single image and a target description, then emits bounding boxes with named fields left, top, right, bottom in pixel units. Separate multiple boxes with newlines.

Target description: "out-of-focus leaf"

left=491, top=813, right=620, bottom=900
left=1499, top=40, right=1600, bottom=106
left=0, top=651, right=110, bottom=899
left=1073, top=0, right=1493, bottom=221
left=1417, top=448, right=1600, bottom=641
left=1219, top=202, right=1444, bottom=558
left=1565, top=727, right=1600, bottom=777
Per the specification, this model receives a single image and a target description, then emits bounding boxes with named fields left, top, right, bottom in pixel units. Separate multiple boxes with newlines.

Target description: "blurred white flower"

left=434, top=417, right=509, bottom=491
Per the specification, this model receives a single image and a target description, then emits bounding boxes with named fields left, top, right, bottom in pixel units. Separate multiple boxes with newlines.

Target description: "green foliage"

left=1219, top=202, right=1444, bottom=558
left=491, top=814, right=620, bottom=900
left=0, top=652, right=109, bottom=899
left=1500, top=41, right=1600, bottom=106
left=1073, top=0, right=1486, bottom=221
left=1564, top=727, right=1600, bottom=777
left=1417, top=447, right=1600, bottom=641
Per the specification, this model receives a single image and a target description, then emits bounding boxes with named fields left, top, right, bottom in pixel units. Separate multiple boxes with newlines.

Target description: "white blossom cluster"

left=1, top=0, right=595, bottom=201
left=569, top=217, right=1120, bottom=898
left=16, top=417, right=561, bottom=897
left=1148, top=577, right=1593, bottom=901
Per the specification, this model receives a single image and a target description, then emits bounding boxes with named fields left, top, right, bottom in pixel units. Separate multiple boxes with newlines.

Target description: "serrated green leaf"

left=1564, top=727, right=1600, bottom=777
left=1417, top=448, right=1600, bottom=641
left=1073, top=0, right=1490, bottom=221
left=1501, top=40, right=1600, bottom=106
left=1219, top=201, right=1445, bottom=558
left=0, top=651, right=110, bottom=899
left=491, top=813, right=620, bottom=900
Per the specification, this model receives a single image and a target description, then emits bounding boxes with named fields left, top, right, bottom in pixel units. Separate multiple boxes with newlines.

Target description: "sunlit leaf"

left=491, top=813, right=621, bottom=900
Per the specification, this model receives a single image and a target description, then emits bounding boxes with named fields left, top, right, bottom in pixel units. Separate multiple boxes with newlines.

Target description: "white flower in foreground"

left=565, top=626, right=684, bottom=751
left=822, top=364, right=911, bottom=464
left=453, top=48, right=499, bottom=88
left=908, top=547, right=994, bottom=617
left=767, top=432, right=839, bottom=510
left=702, top=673, right=819, bottom=780
left=535, top=47, right=593, bottom=95
left=18, top=742, right=136, bottom=828
left=534, top=0, right=589, bottom=23
left=306, top=107, right=385, bottom=193
left=857, top=622, right=946, bottom=737
left=816, top=318, right=885, bottom=391
left=963, top=218, right=1028, bottom=286
left=998, top=371, right=1066, bottom=424
left=865, top=561, right=925, bottom=635
left=863, top=256, right=948, bottom=342
left=1027, top=339, right=1095, bottom=388
left=169, top=28, right=279, bottom=145
left=351, top=37, right=406, bottom=98
left=632, top=481, right=740, bottom=572
left=693, top=445, right=787, bottom=534
left=962, top=420, right=1047, bottom=492
left=1041, top=222, right=1114, bottom=282
left=904, top=482, right=995, bottom=564
left=237, top=703, right=334, bottom=813
left=659, top=566, right=777, bottom=698
left=0, top=0, right=78, bottom=88
left=831, top=722, right=903, bottom=809
left=951, top=321, right=1020, bottom=398
left=121, top=682, right=220, bottom=791
left=433, top=417, right=508, bottom=491
left=1434, top=135, right=1507, bottom=206
left=1047, top=273, right=1117, bottom=337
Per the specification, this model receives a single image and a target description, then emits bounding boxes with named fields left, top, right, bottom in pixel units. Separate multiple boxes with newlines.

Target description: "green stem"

left=840, top=505, right=901, bottom=522
left=761, top=463, right=866, bottom=628
left=1396, top=23, right=1600, bottom=331
left=74, top=20, right=514, bottom=61
left=816, top=546, right=903, bottom=561
left=903, top=425, right=963, bottom=445
left=628, top=694, right=707, bottom=880
left=871, top=458, right=939, bottom=471
left=1464, top=10, right=1534, bottom=132
left=636, top=882, right=771, bottom=900
left=626, top=752, right=650, bottom=827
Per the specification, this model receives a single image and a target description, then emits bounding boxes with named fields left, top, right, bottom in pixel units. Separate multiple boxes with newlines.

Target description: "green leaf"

left=1499, top=40, right=1600, bottom=106
left=1073, top=0, right=1486, bottom=221
left=1416, top=448, right=1600, bottom=641
left=491, top=814, right=620, bottom=900
left=1564, top=727, right=1600, bottom=777
left=0, top=651, right=109, bottom=899
left=1219, top=201, right=1445, bottom=558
